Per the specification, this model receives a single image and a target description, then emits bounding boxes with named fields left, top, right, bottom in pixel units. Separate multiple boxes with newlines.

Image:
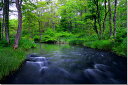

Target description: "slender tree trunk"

left=2, top=12, right=4, bottom=39
left=108, top=0, right=112, bottom=37
left=113, top=0, right=117, bottom=38
left=0, top=19, right=1, bottom=40
left=103, top=0, right=107, bottom=33
left=38, top=21, right=41, bottom=42
left=2, top=0, right=5, bottom=39
left=94, top=0, right=102, bottom=39
left=93, top=15, right=99, bottom=39
left=102, top=0, right=109, bottom=39
left=0, top=0, right=3, bottom=40
left=4, top=0, right=10, bottom=43
left=94, top=17, right=98, bottom=34
left=13, top=0, right=22, bottom=49
left=97, top=1, right=102, bottom=37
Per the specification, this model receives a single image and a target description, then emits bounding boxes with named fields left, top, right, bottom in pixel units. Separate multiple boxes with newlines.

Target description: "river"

left=3, top=44, right=127, bottom=84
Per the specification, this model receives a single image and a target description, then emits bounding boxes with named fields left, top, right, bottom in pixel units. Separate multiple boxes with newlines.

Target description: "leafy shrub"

left=68, top=33, right=98, bottom=45
left=69, top=38, right=84, bottom=45
left=42, top=28, right=73, bottom=43
left=19, top=38, right=36, bottom=49
left=84, top=40, right=113, bottom=50
left=33, top=35, right=40, bottom=42
left=41, top=29, right=57, bottom=43
left=42, top=35, right=57, bottom=43
left=111, top=28, right=127, bottom=56
left=0, top=39, right=9, bottom=47
left=114, top=28, right=126, bottom=42
left=113, top=37, right=127, bottom=56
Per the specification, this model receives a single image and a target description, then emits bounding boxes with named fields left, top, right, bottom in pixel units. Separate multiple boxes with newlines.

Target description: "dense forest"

left=0, top=0, right=127, bottom=83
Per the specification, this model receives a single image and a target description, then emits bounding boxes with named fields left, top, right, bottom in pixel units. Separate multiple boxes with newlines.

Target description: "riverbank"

left=0, top=47, right=26, bottom=80
left=37, top=29, right=126, bottom=57
left=41, top=38, right=126, bottom=57
left=0, top=38, right=36, bottom=81
left=69, top=39, right=126, bottom=57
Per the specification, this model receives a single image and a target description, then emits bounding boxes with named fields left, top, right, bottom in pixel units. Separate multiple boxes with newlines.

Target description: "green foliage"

left=42, top=28, right=72, bottom=43
left=69, top=39, right=84, bottom=45
left=42, top=29, right=57, bottom=43
left=0, top=40, right=9, bottom=47
left=0, top=47, right=25, bottom=80
left=0, top=0, right=127, bottom=80
left=112, top=28, right=127, bottom=56
left=33, top=35, right=40, bottom=42
left=112, top=37, right=127, bottom=56
left=68, top=33, right=98, bottom=45
left=9, top=19, right=18, bottom=36
left=84, top=40, right=113, bottom=50
left=115, top=28, right=126, bottom=42
left=20, top=0, right=126, bottom=57
left=0, top=37, right=37, bottom=80
left=19, top=38, right=36, bottom=49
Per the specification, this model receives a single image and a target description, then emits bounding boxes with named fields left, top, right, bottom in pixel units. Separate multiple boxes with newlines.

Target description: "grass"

left=83, top=39, right=126, bottom=57
left=0, top=38, right=36, bottom=80
left=68, top=36, right=126, bottom=57
left=0, top=47, right=25, bottom=80
left=83, top=40, right=113, bottom=50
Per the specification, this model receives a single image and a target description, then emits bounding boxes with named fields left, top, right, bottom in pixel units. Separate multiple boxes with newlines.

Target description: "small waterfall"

left=34, top=57, right=47, bottom=61
left=26, top=54, right=49, bottom=71
left=36, top=62, right=45, bottom=68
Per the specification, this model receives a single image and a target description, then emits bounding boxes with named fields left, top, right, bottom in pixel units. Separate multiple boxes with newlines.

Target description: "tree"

left=0, top=18, right=2, bottom=40
left=0, top=0, right=3, bottom=40
left=94, top=0, right=102, bottom=39
left=113, top=0, right=117, bottom=38
left=4, top=0, right=10, bottom=43
left=102, top=0, right=108, bottom=36
left=13, top=0, right=22, bottom=49
left=108, top=0, right=112, bottom=37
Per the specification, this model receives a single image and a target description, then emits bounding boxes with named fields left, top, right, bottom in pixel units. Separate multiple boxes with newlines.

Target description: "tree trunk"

left=2, top=0, right=5, bottom=39
left=93, top=15, right=98, bottom=35
left=103, top=0, right=107, bottom=33
left=2, top=12, right=4, bottom=39
left=4, top=0, right=10, bottom=43
left=108, top=0, right=112, bottom=37
left=94, top=0, right=102, bottom=39
left=38, top=21, right=41, bottom=42
left=93, top=15, right=100, bottom=39
left=13, top=0, right=22, bottom=49
left=113, top=0, right=117, bottom=38
left=0, top=19, right=1, bottom=40
left=0, top=0, right=3, bottom=40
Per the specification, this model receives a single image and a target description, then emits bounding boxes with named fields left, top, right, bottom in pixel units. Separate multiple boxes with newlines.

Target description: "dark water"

left=3, top=44, right=127, bottom=84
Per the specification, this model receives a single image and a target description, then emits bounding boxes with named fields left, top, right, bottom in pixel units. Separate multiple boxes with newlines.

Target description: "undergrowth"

left=0, top=38, right=36, bottom=80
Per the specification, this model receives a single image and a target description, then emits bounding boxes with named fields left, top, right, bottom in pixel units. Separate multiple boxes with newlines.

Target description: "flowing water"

left=3, top=44, right=127, bottom=84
